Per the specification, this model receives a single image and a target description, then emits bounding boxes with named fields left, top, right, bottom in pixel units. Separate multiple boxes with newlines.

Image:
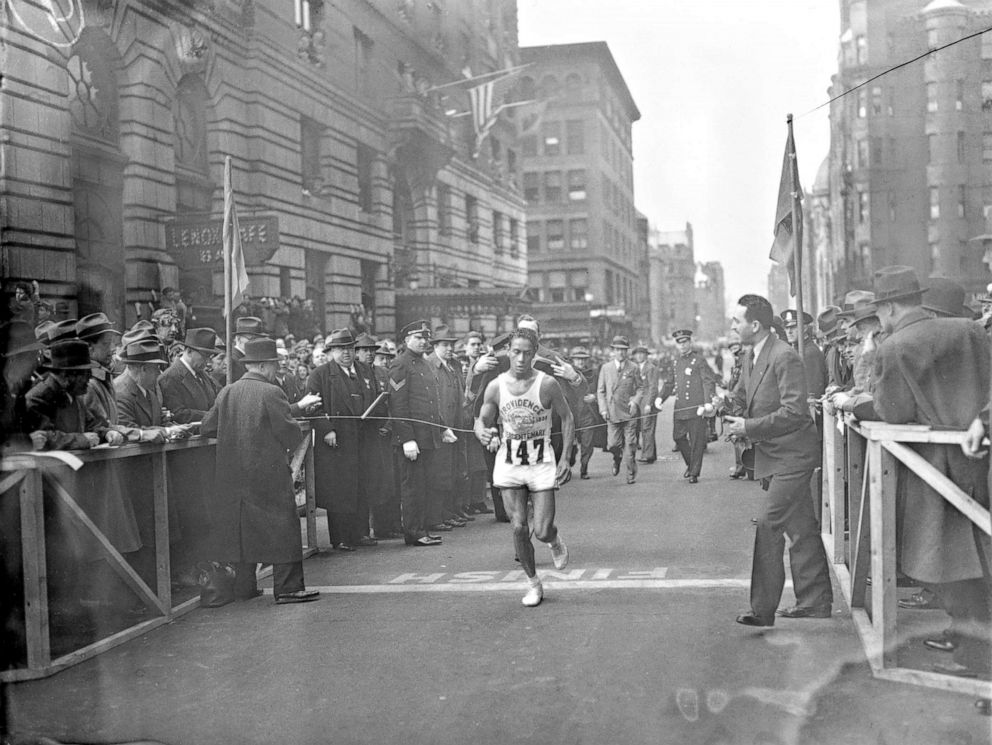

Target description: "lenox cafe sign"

left=165, top=215, right=279, bottom=269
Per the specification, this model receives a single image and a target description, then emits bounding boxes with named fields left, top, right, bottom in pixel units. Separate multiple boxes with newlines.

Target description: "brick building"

left=1, top=0, right=529, bottom=338
left=647, top=222, right=696, bottom=343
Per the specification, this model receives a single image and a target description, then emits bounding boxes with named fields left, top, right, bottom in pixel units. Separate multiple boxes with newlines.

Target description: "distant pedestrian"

left=597, top=335, right=644, bottom=485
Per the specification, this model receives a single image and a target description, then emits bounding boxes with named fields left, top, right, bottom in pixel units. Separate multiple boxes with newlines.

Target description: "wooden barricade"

left=821, top=410, right=992, bottom=697
left=0, top=423, right=317, bottom=682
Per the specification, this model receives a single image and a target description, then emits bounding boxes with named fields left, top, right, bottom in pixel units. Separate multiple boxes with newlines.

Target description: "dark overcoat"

left=665, top=351, right=717, bottom=421
left=307, top=361, right=369, bottom=513
left=363, top=364, right=394, bottom=506
left=159, top=358, right=217, bottom=423
left=873, top=310, right=990, bottom=583
left=114, top=374, right=164, bottom=428
left=200, top=371, right=303, bottom=565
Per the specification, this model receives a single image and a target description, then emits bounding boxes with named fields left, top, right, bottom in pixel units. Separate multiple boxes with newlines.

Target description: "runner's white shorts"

left=493, top=459, right=558, bottom=492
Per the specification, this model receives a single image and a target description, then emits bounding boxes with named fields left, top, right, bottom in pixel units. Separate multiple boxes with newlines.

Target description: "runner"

left=475, top=328, right=575, bottom=607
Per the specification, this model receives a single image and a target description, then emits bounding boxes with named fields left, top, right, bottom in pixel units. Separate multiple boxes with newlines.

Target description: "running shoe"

left=550, top=536, right=569, bottom=570
left=522, top=582, right=544, bottom=607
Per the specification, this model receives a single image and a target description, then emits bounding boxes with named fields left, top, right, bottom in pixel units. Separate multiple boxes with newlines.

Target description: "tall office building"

left=518, top=41, right=642, bottom=347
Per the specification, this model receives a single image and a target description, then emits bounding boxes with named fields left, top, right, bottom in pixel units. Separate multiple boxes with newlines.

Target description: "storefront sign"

left=164, top=215, right=279, bottom=269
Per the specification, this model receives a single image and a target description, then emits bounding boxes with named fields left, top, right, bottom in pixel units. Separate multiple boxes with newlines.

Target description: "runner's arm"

left=474, top=378, right=501, bottom=447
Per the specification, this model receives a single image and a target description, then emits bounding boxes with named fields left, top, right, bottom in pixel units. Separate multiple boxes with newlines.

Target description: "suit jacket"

left=637, top=360, right=663, bottom=413
left=873, top=310, right=990, bottom=583
left=731, top=335, right=819, bottom=480
left=597, top=359, right=645, bottom=422
left=114, top=374, right=164, bottom=429
left=428, top=353, right=465, bottom=430
left=159, top=358, right=217, bottom=424
left=800, top=340, right=828, bottom=398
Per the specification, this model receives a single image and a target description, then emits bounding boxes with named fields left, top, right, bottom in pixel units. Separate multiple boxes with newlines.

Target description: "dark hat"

left=400, top=319, right=432, bottom=339
left=324, top=328, right=356, bottom=348
left=2, top=321, right=44, bottom=357
left=780, top=309, right=813, bottom=328
left=120, top=339, right=169, bottom=365
left=214, top=336, right=227, bottom=352
left=569, top=346, right=591, bottom=359
left=672, top=329, right=693, bottom=342
left=871, top=265, right=927, bottom=304
left=234, top=316, right=267, bottom=338
left=180, top=327, right=218, bottom=354
left=454, top=341, right=468, bottom=357
left=46, top=319, right=78, bottom=346
left=34, top=320, right=55, bottom=343
left=46, top=340, right=92, bottom=370
left=241, top=337, right=280, bottom=363
left=490, top=332, right=512, bottom=351
left=374, top=342, right=395, bottom=358
left=610, top=335, right=630, bottom=349
left=922, top=277, right=970, bottom=318
left=432, top=325, right=457, bottom=343
left=850, top=304, right=879, bottom=325
left=121, top=327, right=159, bottom=349
left=632, top=344, right=649, bottom=354
left=76, top=313, right=120, bottom=341
left=836, top=291, right=876, bottom=318
left=817, top=306, right=841, bottom=334
left=354, top=333, right=378, bottom=349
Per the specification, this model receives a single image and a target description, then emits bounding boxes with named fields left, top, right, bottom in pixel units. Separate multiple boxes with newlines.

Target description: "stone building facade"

left=647, top=222, right=696, bottom=343
left=1, top=0, right=528, bottom=338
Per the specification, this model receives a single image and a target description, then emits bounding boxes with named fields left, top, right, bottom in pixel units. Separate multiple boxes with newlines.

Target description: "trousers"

left=673, top=416, right=707, bottom=477
left=400, top=446, right=436, bottom=540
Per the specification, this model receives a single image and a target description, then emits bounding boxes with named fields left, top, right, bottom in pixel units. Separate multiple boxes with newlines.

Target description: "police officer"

left=780, top=309, right=827, bottom=400
left=664, top=329, right=717, bottom=484
left=388, top=320, right=446, bottom=546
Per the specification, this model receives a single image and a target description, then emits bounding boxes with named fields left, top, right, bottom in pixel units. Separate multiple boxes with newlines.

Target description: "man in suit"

left=389, top=320, right=446, bottom=546
left=200, top=338, right=319, bottom=604
left=726, top=294, right=833, bottom=627
left=597, top=335, right=645, bottom=485
left=633, top=345, right=663, bottom=464
left=229, top=316, right=266, bottom=383
left=569, top=346, right=604, bottom=479
left=427, top=325, right=471, bottom=530
left=871, top=266, right=991, bottom=677
left=665, top=329, right=717, bottom=484
left=159, top=328, right=220, bottom=424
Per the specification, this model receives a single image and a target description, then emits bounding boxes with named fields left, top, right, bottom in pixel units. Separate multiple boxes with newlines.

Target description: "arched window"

left=540, top=74, right=560, bottom=99
left=519, top=75, right=536, bottom=100
left=68, top=28, right=125, bottom=324
left=565, top=73, right=582, bottom=99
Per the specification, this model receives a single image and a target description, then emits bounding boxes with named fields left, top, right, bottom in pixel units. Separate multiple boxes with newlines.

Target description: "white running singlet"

left=492, top=370, right=557, bottom=491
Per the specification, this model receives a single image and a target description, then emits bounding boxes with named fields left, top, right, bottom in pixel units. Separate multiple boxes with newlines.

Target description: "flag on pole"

left=223, top=157, right=249, bottom=317
left=468, top=68, right=524, bottom=158
left=769, top=128, right=803, bottom=296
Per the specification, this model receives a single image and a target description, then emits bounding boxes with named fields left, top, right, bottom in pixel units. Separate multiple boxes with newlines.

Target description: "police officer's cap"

left=672, top=329, right=693, bottom=342
left=400, top=320, right=432, bottom=339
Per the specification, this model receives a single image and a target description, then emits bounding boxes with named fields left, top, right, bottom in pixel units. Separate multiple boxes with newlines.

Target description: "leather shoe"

left=474, top=503, right=494, bottom=514
left=626, top=478, right=636, bottom=485
left=683, top=468, right=691, bottom=478
left=612, top=459, right=621, bottom=476
left=736, top=613, right=773, bottom=627
left=580, top=472, right=590, bottom=479
left=412, top=535, right=442, bottom=546
left=729, top=467, right=746, bottom=479
left=275, top=589, right=320, bottom=604
left=429, top=523, right=453, bottom=532
left=776, top=604, right=831, bottom=619
left=637, top=458, right=655, bottom=464
left=923, top=637, right=956, bottom=653
left=933, top=662, right=980, bottom=678
left=456, top=511, right=476, bottom=521
left=334, top=543, right=356, bottom=552
left=898, top=592, right=942, bottom=610
left=688, top=476, right=698, bottom=484
left=356, top=536, right=378, bottom=547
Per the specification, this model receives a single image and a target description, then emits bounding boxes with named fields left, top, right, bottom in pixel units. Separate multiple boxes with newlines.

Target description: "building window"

left=566, top=120, right=584, bottom=154
left=858, top=189, right=869, bottom=224
left=509, top=218, right=519, bottom=258
left=547, top=220, right=564, bottom=250
left=983, top=81, right=992, bottom=112
left=929, top=241, right=940, bottom=272
left=888, top=192, right=897, bottom=223
left=927, top=81, right=938, bottom=113
left=466, top=195, right=479, bottom=242
left=958, top=131, right=966, bottom=163
left=492, top=210, right=504, bottom=253
left=542, top=121, right=561, bottom=156
left=294, top=0, right=315, bottom=31
left=521, top=135, right=537, bottom=157
left=544, top=171, right=562, bottom=202
left=549, top=288, right=565, bottom=303
left=527, top=220, right=541, bottom=253
left=983, top=32, right=992, bottom=59
left=357, top=143, right=374, bottom=212
left=928, top=134, right=937, bottom=164
left=983, top=133, right=992, bottom=162
left=300, top=116, right=323, bottom=191
left=871, top=136, right=882, bottom=166
left=437, top=184, right=452, bottom=234
left=523, top=172, right=539, bottom=203
left=957, top=79, right=964, bottom=111
left=856, top=35, right=867, bottom=65
left=857, top=138, right=869, bottom=169
left=930, top=187, right=940, bottom=220
left=354, top=27, right=373, bottom=92
left=567, top=169, right=586, bottom=201
left=569, top=218, right=588, bottom=250
left=959, top=185, right=967, bottom=218
left=565, top=73, right=582, bottom=98
left=870, top=86, right=882, bottom=116
left=507, top=149, right=517, bottom=183
left=857, top=89, right=867, bottom=118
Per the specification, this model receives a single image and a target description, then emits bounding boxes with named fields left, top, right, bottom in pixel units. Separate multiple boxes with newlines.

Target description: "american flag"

left=467, top=68, right=524, bottom=158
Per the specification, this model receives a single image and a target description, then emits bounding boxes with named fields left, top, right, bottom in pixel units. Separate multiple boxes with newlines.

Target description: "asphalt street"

left=4, top=407, right=990, bottom=745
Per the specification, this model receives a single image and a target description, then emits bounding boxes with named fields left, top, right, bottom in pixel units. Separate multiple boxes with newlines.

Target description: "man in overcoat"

left=726, top=294, right=833, bottom=627
left=427, top=325, right=471, bottom=529
left=229, top=316, right=266, bottom=383
left=569, top=346, right=605, bottom=479
left=664, top=329, right=717, bottom=484
left=307, top=329, right=375, bottom=550
left=200, top=338, right=318, bottom=604
left=871, top=266, right=991, bottom=676
left=597, top=335, right=645, bottom=485
left=633, top=345, right=662, bottom=464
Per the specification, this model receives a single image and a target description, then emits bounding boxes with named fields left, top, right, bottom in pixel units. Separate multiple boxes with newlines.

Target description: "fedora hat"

left=3, top=321, right=44, bottom=357
left=34, top=320, right=55, bottom=343
left=120, top=339, right=168, bottom=365
left=180, top=328, right=218, bottom=354
left=871, top=265, right=927, bottom=304
left=76, top=313, right=120, bottom=341
left=850, top=304, right=879, bottom=325
left=922, top=277, right=970, bottom=318
left=374, top=342, right=395, bottom=358
left=234, top=316, right=267, bottom=338
left=46, top=319, right=78, bottom=346
left=241, top=337, right=280, bottom=363
left=324, top=328, right=356, bottom=349
left=569, top=346, right=591, bottom=359
left=836, top=291, right=876, bottom=318
left=354, top=333, right=378, bottom=349
left=432, top=325, right=458, bottom=343
left=45, top=340, right=92, bottom=370
left=632, top=344, right=649, bottom=354
left=817, top=306, right=841, bottom=334
left=610, top=335, right=630, bottom=349
left=400, top=319, right=432, bottom=339
left=121, top=327, right=159, bottom=349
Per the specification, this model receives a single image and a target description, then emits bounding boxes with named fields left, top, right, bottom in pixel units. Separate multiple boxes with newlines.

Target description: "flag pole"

left=787, top=114, right=805, bottom=360
left=223, top=156, right=234, bottom=386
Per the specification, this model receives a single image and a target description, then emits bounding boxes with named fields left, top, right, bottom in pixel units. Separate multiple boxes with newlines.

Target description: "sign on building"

left=164, top=215, right=279, bottom=269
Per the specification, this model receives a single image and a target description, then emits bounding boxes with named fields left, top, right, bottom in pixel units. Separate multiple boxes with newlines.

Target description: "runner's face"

left=508, top=337, right=535, bottom=375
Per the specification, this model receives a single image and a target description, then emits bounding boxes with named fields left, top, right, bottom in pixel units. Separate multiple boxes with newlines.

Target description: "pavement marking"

left=266, top=578, right=754, bottom=594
